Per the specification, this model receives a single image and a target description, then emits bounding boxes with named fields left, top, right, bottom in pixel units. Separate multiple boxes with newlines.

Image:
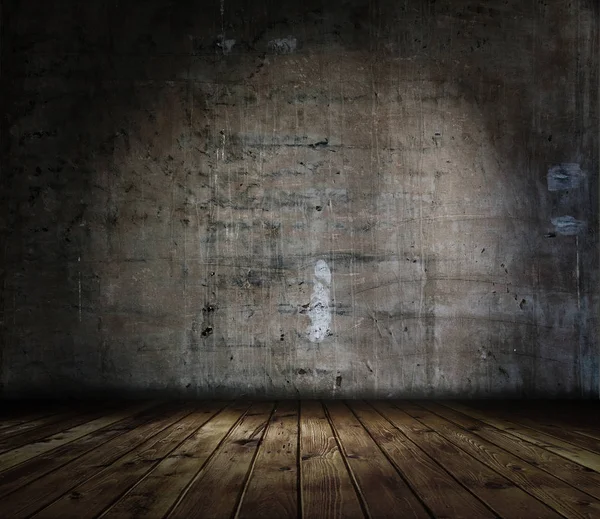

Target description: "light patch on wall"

left=547, top=163, right=584, bottom=191
left=217, top=130, right=226, bottom=160
left=268, top=36, right=297, bottom=54
left=308, top=260, right=332, bottom=342
left=217, top=35, right=236, bottom=54
left=551, top=216, right=586, bottom=236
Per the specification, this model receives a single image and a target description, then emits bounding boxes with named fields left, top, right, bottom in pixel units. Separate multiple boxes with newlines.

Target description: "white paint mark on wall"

left=268, top=36, right=297, bottom=54
left=308, top=260, right=332, bottom=342
left=551, top=216, right=586, bottom=236
left=547, top=163, right=584, bottom=191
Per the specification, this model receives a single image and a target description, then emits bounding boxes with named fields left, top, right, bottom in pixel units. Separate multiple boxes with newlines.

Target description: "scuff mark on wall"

left=551, top=216, right=586, bottom=236
left=268, top=36, right=297, bottom=54
left=547, top=163, right=584, bottom=191
left=217, top=36, right=236, bottom=55
left=307, top=260, right=332, bottom=342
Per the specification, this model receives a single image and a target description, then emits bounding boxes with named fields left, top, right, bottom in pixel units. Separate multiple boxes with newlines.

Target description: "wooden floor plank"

left=370, top=401, right=560, bottom=519
left=421, top=402, right=600, bottom=502
left=572, top=429, right=600, bottom=443
left=101, top=402, right=250, bottom=519
left=325, top=401, right=429, bottom=519
left=0, top=402, right=155, bottom=472
left=236, top=401, right=299, bottom=519
left=398, top=401, right=600, bottom=519
left=472, top=402, right=600, bottom=453
left=0, top=402, right=165, bottom=499
left=0, top=407, right=68, bottom=435
left=0, top=406, right=79, bottom=441
left=0, top=403, right=190, bottom=518
left=0, top=406, right=112, bottom=454
left=34, top=402, right=225, bottom=519
left=168, top=402, right=275, bottom=519
left=444, top=402, right=600, bottom=473
left=349, top=400, right=495, bottom=519
left=2, top=400, right=600, bottom=519
left=471, top=401, right=600, bottom=437
left=300, top=400, right=365, bottom=519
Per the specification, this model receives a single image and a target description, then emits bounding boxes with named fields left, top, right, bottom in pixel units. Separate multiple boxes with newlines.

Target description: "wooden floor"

left=1, top=401, right=600, bottom=518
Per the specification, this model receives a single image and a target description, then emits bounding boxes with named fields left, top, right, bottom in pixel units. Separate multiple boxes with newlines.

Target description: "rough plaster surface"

left=0, top=0, right=598, bottom=398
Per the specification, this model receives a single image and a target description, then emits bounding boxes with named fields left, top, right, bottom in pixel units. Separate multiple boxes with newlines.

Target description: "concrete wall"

left=1, top=0, right=598, bottom=398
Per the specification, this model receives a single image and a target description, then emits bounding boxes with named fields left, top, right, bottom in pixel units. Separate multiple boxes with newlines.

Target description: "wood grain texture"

left=444, top=402, right=600, bottom=473
left=399, top=401, right=600, bottom=519
left=34, top=403, right=225, bottom=519
left=0, top=402, right=164, bottom=499
left=325, top=401, right=429, bottom=519
left=0, top=406, right=107, bottom=449
left=349, top=401, right=495, bottom=519
left=236, top=401, right=299, bottom=519
left=0, top=402, right=153, bottom=472
left=470, top=401, right=600, bottom=438
left=168, top=401, right=275, bottom=519
left=1, top=401, right=600, bottom=519
left=370, top=401, right=560, bottom=519
left=423, top=402, right=600, bottom=501
left=0, top=404, right=190, bottom=518
left=300, top=400, right=365, bottom=519
left=101, top=402, right=250, bottom=519
left=472, top=402, right=600, bottom=453
left=0, top=407, right=70, bottom=436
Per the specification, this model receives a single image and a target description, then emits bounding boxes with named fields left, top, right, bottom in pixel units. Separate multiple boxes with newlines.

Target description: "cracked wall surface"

left=0, top=0, right=598, bottom=398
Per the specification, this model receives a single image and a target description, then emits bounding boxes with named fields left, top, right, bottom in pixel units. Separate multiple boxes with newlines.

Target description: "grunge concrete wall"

left=1, top=0, right=598, bottom=398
